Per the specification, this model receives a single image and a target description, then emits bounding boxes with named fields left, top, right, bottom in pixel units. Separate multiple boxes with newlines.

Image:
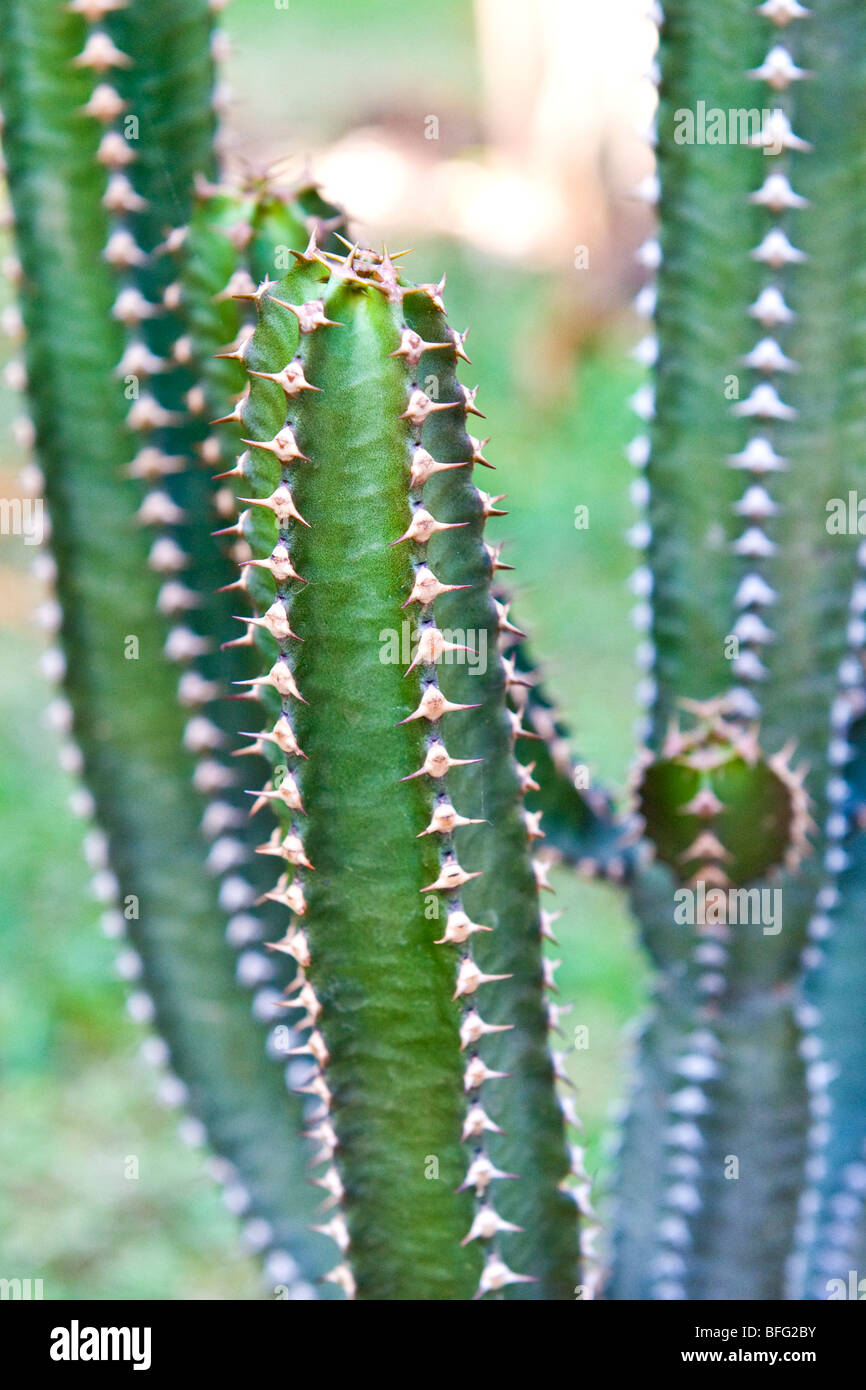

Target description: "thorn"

left=215, top=331, right=254, bottom=363
left=461, top=1205, right=522, bottom=1245
left=484, top=541, right=514, bottom=572
left=453, top=957, right=512, bottom=1000
left=113, top=287, right=160, bottom=326
left=245, top=771, right=305, bottom=816
left=461, top=1104, right=504, bottom=1142
left=103, top=229, right=147, bottom=268
left=408, top=447, right=470, bottom=490
left=388, top=327, right=453, bottom=369
left=80, top=83, right=127, bottom=123
left=401, top=741, right=482, bottom=781
left=469, top=435, right=494, bottom=469
left=238, top=482, right=309, bottom=526
left=72, top=32, right=131, bottom=73
left=516, top=761, right=540, bottom=794
left=391, top=508, right=468, bottom=546
left=124, top=447, right=184, bottom=481
left=459, top=385, right=485, bottom=418
left=492, top=598, right=524, bottom=635
left=477, top=492, right=508, bottom=523
left=459, top=1010, right=513, bottom=1050
left=322, top=1264, right=356, bottom=1299
left=102, top=174, right=147, bottom=214
left=451, top=327, right=471, bottom=363
left=249, top=361, right=321, bottom=397
left=240, top=541, right=305, bottom=585
left=397, top=390, right=461, bottom=427
left=403, top=628, right=476, bottom=675
left=260, top=875, right=308, bottom=917
left=241, top=429, right=309, bottom=466
left=312, top=1215, right=350, bottom=1255
left=97, top=130, right=136, bottom=169
left=238, top=713, right=304, bottom=757
left=134, top=491, right=185, bottom=527
left=210, top=394, right=249, bottom=426
left=242, top=600, right=299, bottom=643
left=457, top=1152, right=518, bottom=1193
left=419, top=801, right=485, bottom=836
left=421, top=860, right=482, bottom=893
left=236, top=658, right=305, bottom=703
left=257, top=827, right=314, bottom=869
left=542, top=958, right=561, bottom=992
left=434, top=909, right=492, bottom=945
left=399, top=685, right=480, bottom=722
left=402, top=564, right=470, bottom=608
left=271, top=297, right=342, bottom=333
left=539, top=909, right=561, bottom=944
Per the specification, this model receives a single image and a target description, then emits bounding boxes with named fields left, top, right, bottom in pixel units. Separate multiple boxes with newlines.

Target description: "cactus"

left=0, top=0, right=348, bottom=1292
left=5, top=0, right=866, bottom=1303
left=218, top=242, right=583, bottom=1299
left=609, top=0, right=866, bottom=1300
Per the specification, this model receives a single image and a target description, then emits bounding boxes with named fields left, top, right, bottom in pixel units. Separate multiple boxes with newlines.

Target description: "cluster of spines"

left=147, top=188, right=346, bottom=986
left=391, top=282, right=537, bottom=1301
left=215, top=246, right=354, bottom=1298
left=719, top=0, right=813, bottom=723
left=625, top=0, right=815, bottom=737
left=626, top=5, right=662, bottom=746
left=70, top=0, right=246, bottom=847
left=393, top=261, right=594, bottom=1296
left=492, top=613, right=603, bottom=1287
left=1, top=39, right=170, bottom=1080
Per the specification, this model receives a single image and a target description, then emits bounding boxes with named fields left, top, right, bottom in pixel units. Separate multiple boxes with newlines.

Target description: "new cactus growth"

left=4, top=0, right=866, bottom=1302
left=636, top=702, right=812, bottom=886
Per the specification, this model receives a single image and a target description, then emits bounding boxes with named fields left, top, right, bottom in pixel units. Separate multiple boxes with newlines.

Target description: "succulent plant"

left=3, top=0, right=866, bottom=1302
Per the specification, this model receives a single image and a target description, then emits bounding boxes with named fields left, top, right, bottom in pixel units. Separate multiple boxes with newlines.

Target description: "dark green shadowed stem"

left=0, top=0, right=335, bottom=1290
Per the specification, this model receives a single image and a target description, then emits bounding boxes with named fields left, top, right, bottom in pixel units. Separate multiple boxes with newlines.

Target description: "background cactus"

left=3, top=0, right=866, bottom=1303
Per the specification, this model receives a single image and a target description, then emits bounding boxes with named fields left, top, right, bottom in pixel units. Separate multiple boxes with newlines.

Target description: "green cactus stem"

left=224, top=243, right=580, bottom=1300
left=0, top=0, right=341, bottom=1291
left=610, top=0, right=860, bottom=1299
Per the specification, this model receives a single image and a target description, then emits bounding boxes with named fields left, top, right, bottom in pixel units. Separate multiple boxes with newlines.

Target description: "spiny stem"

left=0, top=0, right=338, bottom=1292
left=227, top=245, right=579, bottom=1299
left=611, top=0, right=846, bottom=1299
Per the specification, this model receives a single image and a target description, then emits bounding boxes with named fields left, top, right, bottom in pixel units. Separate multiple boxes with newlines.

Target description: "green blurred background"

left=0, top=0, right=652, bottom=1297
